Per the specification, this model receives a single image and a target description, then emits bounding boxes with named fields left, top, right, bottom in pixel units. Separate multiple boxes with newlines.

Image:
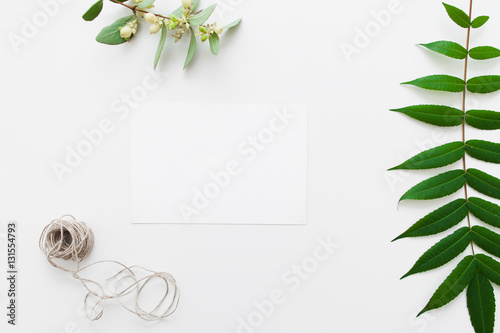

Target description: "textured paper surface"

left=131, top=104, right=307, bottom=224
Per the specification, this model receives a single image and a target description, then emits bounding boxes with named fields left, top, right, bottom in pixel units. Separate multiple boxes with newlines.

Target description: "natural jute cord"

left=39, top=215, right=180, bottom=321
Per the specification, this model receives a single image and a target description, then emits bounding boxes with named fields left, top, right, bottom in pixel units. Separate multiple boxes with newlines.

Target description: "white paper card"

left=131, top=104, right=307, bottom=224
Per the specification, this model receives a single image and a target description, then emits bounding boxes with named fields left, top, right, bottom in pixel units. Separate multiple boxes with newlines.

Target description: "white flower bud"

left=145, top=13, right=157, bottom=24
left=149, top=23, right=161, bottom=34
left=120, top=26, right=132, bottom=38
left=213, top=25, right=223, bottom=35
left=182, top=0, right=192, bottom=8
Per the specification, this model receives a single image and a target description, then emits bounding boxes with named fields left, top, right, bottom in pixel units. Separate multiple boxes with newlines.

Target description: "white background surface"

left=2, top=0, right=500, bottom=332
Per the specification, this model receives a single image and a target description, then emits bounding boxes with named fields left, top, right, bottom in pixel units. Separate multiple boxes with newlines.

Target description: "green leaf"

left=153, top=24, right=167, bottom=70
left=137, top=0, right=155, bottom=9
left=192, top=0, right=200, bottom=11
left=400, top=170, right=466, bottom=201
left=418, top=255, right=476, bottom=316
left=419, top=41, right=467, bottom=59
left=467, top=270, right=495, bottom=333
left=402, top=227, right=471, bottom=278
left=443, top=3, right=471, bottom=28
left=466, top=110, right=500, bottom=130
left=393, top=199, right=468, bottom=241
left=224, top=18, right=242, bottom=30
left=471, top=16, right=490, bottom=29
left=390, top=105, right=463, bottom=127
left=83, top=0, right=103, bottom=21
left=184, top=27, right=197, bottom=69
left=469, top=46, right=500, bottom=60
left=467, top=76, right=500, bottom=94
left=468, top=197, right=500, bottom=229
left=96, top=15, right=135, bottom=45
left=476, top=254, right=500, bottom=286
left=471, top=226, right=500, bottom=257
left=171, top=0, right=200, bottom=17
left=466, top=140, right=500, bottom=164
left=403, top=75, right=465, bottom=93
left=187, top=4, right=217, bottom=26
left=466, top=169, right=500, bottom=200
left=209, top=33, right=219, bottom=55
left=389, top=142, right=464, bottom=170
left=171, top=5, right=182, bottom=17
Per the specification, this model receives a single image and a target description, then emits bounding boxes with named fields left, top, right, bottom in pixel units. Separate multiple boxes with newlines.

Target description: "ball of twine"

left=40, top=215, right=94, bottom=270
left=39, top=215, right=180, bottom=321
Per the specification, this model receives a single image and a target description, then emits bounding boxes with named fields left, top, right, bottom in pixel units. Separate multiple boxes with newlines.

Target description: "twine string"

left=39, top=215, right=180, bottom=321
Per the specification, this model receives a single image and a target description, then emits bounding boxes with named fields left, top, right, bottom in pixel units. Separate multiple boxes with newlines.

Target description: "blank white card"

left=131, top=104, right=307, bottom=224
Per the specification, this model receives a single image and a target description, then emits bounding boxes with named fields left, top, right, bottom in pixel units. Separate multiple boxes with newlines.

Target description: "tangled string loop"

left=40, top=215, right=94, bottom=270
left=39, top=215, right=180, bottom=321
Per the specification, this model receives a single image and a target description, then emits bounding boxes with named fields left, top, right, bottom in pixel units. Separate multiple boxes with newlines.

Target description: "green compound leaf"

left=418, top=255, right=476, bottom=316
left=468, top=197, right=500, bottom=229
left=469, top=46, right=500, bottom=60
left=466, top=140, right=500, bottom=164
left=137, top=0, right=155, bottom=9
left=393, top=199, right=468, bottom=241
left=83, top=0, right=103, bottom=21
left=224, top=18, right=242, bottom=30
left=471, top=16, right=490, bottom=29
left=419, top=41, right=467, bottom=59
left=443, top=3, right=471, bottom=28
left=209, top=33, right=219, bottom=55
left=403, top=75, right=465, bottom=93
left=467, top=76, right=500, bottom=94
left=389, top=142, right=464, bottom=170
left=390, top=105, right=463, bottom=127
left=96, top=15, right=136, bottom=45
left=188, top=4, right=217, bottom=26
left=466, top=110, right=500, bottom=130
left=400, top=170, right=466, bottom=201
left=467, top=270, right=496, bottom=333
left=476, top=254, right=500, bottom=286
left=392, top=1, right=500, bottom=329
left=402, top=227, right=472, bottom=279
left=153, top=23, right=167, bottom=70
left=471, top=226, right=500, bottom=257
left=466, top=169, right=500, bottom=200
left=184, top=27, right=197, bottom=69
left=171, top=0, right=200, bottom=17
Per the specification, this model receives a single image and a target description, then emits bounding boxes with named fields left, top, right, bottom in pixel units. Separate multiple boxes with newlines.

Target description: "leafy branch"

left=390, top=2, right=500, bottom=332
left=82, top=0, right=242, bottom=69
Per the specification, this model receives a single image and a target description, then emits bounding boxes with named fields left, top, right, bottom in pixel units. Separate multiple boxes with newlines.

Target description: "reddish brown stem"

left=463, top=0, right=475, bottom=256
left=109, top=0, right=171, bottom=19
